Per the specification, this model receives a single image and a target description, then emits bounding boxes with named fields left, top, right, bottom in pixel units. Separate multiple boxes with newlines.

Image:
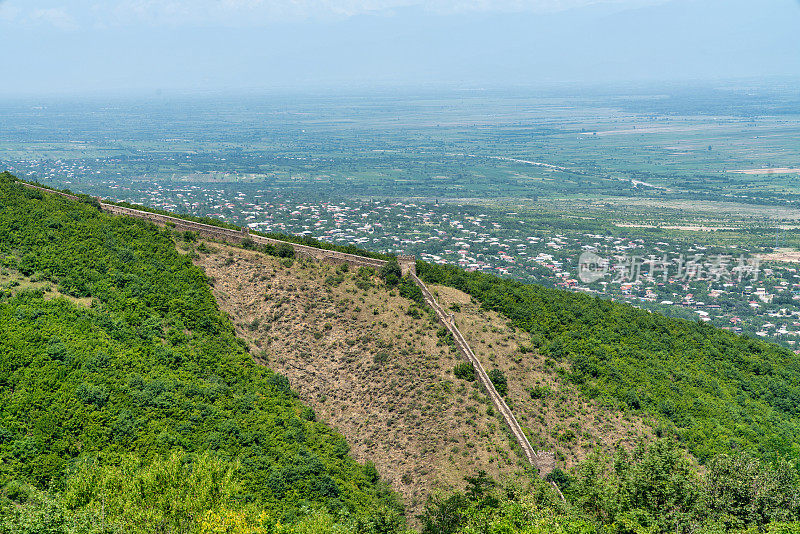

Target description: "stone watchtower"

left=397, top=255, right=417, bottom=277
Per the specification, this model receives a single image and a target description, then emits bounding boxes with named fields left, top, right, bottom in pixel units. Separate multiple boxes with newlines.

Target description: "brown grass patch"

left=193, top=241, right=653, bottom=516
left=431, top=284, right=654, bottom=469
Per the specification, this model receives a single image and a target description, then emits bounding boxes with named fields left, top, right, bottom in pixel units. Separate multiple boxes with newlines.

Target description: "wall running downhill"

left=21, top=180, right=556, bottom=480
left=409, top=274, right=556, bottom=477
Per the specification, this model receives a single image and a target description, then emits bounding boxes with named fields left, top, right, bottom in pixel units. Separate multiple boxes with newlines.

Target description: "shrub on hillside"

left=275, top=242, right=295, bottom=258
left=379, top=258, right=402, bottom=287
left=488, top=369, right=508, bottom=396
left=399, top=277, right=425, bottom=305
left=454, top=362, right=476, bottom=381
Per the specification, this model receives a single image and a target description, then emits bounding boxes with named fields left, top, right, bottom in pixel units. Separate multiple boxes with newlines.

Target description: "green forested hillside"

left=0, top=174, right=403, bottom=531
left=7, top=170, right=800, bottom=533
left=419, top=261, right=800, bottom=462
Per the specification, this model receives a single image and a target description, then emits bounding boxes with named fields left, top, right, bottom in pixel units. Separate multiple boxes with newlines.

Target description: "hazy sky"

left=1, top=0, right=799, bottom=95
left=0, top=0, right=674, bottom=26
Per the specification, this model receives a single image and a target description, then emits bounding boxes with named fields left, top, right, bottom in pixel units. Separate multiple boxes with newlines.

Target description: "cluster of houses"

left=7, top=162, right=800, bottom=351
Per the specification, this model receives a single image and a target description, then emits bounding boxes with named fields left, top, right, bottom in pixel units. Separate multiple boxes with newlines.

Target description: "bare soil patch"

left=759, top=248, right=800, bottom=263
left=728, top=168, right=800, bottom=175
left=194, top=244, right=533, bottom=515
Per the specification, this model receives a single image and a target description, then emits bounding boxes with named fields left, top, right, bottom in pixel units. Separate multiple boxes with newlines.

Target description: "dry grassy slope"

left=190, top=241, right=652, bottom=513
left=429, top=285, right=655, bottom=469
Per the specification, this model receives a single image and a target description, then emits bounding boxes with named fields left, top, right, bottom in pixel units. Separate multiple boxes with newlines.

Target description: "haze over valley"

left=2, top=1, right=800, bottom=533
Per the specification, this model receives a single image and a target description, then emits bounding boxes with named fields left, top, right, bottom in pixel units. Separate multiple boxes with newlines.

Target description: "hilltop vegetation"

left=0, top=174, right=404, bottom=532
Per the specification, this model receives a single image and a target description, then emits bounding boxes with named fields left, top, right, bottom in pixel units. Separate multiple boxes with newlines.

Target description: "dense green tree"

left=488, top=369, right=508, bottom=396
left=704, top=453, right=800, bottom=530
left=379, top=258, right=402, bottom=287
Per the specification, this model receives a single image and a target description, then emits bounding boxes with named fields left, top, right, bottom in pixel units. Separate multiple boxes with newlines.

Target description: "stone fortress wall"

left=410, top=273, right=556, bottom=477
left=22, top=181, right=557, bottom=479
left=103, top=202, right=415, bottom=274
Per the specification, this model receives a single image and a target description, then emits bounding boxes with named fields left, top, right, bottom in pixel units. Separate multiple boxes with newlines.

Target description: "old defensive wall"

left=21, top=181, right=555, bottom=479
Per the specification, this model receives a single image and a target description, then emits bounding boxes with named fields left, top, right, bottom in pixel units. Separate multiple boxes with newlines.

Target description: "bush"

left=624, top=389, right=641, bottom=410
left=454, top=362, right=476, bottom=381
left=528, top=384, right=552, bottom=400
left=546, top=468, right=571, bottom=490
left=399, top=277, right=425, bottom=305
left=325, top=274, right=345, bottom=287
left=355, top=277, right=373, bottom=291
left=275, top=243, right=295, bottom=258
left=77, top=194, right=101, bottom=211
left=488, top=369, right=508, bottom=396
left=419, top=493, right=470, bottom=534
left=379, top=258, right=402, bottom=288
